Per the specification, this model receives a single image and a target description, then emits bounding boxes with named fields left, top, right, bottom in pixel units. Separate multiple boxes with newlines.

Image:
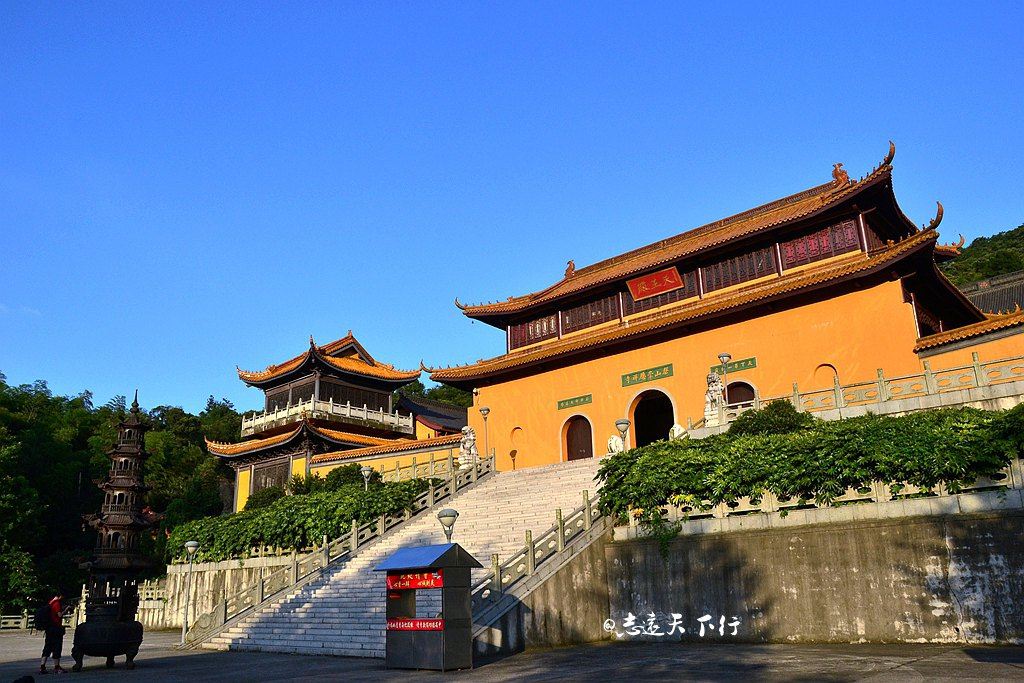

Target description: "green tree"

left=941, top=222, right=1024, bottom=285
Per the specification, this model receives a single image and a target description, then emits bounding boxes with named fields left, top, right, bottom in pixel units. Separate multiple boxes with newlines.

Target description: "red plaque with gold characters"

left=626, top=267, right=684, bottom=301
left=386, top=570, right=444, bottom=590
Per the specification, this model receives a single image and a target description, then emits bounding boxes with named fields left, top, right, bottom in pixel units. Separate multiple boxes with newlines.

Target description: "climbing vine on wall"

left=166, top=479, right=430, bottom=563
left=597, top=404, right=1024, bottom=534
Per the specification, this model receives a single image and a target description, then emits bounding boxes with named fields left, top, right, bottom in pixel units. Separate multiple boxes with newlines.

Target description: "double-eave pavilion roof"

left=236, top=332, right=420, bottom=387
left=431, top=227, right=975, bottom=385
left=458, top=142, right=912, bottom=322
left=205, top=420, right=401, bottom=459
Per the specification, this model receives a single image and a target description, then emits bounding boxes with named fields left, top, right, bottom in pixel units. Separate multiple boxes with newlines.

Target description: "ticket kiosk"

left=374, top=543, right=482, bottom=671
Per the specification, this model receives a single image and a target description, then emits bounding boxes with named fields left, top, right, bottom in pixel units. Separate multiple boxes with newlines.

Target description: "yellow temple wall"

left=235, top=469, right=251, bottom=512
left=308, top=444, right=462, bottom=481
left=468, top=279, right=930, bottom=472
left=291, top=456, right=306, bottom=478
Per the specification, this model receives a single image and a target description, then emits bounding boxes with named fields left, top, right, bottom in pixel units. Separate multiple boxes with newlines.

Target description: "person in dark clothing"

left=40, top=590, right=67, bottom=675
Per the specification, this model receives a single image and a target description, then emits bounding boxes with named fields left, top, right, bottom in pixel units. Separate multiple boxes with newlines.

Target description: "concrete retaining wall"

left=604, top=511, right=1024, bottom=645
left=163, top=555, right=293, bottom=629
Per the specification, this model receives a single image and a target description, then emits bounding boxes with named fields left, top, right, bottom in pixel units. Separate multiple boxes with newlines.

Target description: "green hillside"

left=941, top=222, right=1024, bottom=285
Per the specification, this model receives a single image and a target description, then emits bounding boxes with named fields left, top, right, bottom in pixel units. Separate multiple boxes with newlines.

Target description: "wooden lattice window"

left=701, top=246, right=777, bottom=293
left=561, top=294, right=619, bottom=335
left=509, top=313, right=558, bottom=350
left=253, top=460, right=290, bottom=493
left=781, top=219, right=861, bottom=269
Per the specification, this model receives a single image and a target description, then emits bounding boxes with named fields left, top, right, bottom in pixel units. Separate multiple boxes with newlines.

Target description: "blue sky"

left=2, top=2, right=1022, bottom=413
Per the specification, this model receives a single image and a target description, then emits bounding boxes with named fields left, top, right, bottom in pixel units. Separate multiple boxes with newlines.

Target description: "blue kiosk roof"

left=374, top=543, right=483, bottom=571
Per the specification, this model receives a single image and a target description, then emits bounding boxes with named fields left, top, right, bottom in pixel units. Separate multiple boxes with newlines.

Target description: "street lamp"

left=437, top=508, right=459, bottom=543
left=180, top=540, right=200, bottom=646
left=360, top=465, right=373, bottom=491
left=615, top=418, right=631, bottom=448
left=718, top=352, right=732, bottom=405
left=479, top=406, right=490, bottom=458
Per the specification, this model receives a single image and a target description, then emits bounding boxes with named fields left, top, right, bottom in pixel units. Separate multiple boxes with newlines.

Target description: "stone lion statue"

left=607, top=435, right=625, bottom=454
left=458, top=426, right=479, bottom=471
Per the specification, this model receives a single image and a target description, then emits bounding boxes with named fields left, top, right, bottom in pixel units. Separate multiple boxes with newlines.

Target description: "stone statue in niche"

left=458, top=426, right=479, bottom=471
left=704, top=371, right=725, bottom=427
left=607, top=435, right=625, bottom=454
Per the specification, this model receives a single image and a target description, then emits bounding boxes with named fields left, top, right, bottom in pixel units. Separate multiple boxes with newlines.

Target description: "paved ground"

left=2, top=630, right=1023, bottom=681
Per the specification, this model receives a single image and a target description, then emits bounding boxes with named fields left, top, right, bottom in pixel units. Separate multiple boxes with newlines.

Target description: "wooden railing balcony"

left=241, top=397, right=415, bottom=437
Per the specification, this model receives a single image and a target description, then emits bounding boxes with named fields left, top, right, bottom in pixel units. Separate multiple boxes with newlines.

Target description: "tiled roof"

left=310, top=433, right=463, bottom=465
left=205, top=421, right=399, bottom=458
left=432, top=228, right=938, bottom=383
left=959, top=269, right=1024, bottom=314
left=236, top=333, right=420, bottom=384
left=913, top=307, right=1024, bottom=352
left=459, top=143, right=900, bottom=318
left=397, top=395, right=469, bottom=432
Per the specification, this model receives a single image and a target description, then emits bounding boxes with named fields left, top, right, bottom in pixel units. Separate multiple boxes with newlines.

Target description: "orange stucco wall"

left=468, top=279, right=941, bottom=472
left=921, top=330, right=1024, bottom=368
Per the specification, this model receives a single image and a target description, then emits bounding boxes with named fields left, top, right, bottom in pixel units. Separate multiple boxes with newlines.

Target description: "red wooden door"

left=565, top=417, right=593, bottom=461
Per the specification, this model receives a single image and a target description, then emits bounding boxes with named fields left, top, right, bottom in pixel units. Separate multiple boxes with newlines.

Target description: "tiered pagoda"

left=208, top=332, right=460, bottom=511
left=73, top=392, right=160, bottom=671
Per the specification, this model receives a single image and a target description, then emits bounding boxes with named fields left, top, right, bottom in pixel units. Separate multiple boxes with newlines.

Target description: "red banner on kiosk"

left=387, top=618, right=445, bottom=631
left=626, top=266, right=684, bottom=301
left=386, top=570, right=444, bottom=590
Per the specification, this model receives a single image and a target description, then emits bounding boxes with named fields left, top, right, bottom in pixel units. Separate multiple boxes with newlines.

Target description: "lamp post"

left=479, top=406, right=490, bottom=458
left=718, top=352, right=732, bottom=406
left=437, top=508, right=459, bottom=543
left=615, top=418, right=631, bottom=449
left=360, top=465, right=373, bottom=491
left=180, top=540, right=199, bottom=646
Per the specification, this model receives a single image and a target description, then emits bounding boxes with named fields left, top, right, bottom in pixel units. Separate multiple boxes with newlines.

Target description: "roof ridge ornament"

left=883, top=140, right=896, bottom=167
left=565, top=260, right=576, bottom=278
left=924, top=201, right=944, bottom=231
left=454, top=297, right=466, bottom=310
left=831, top=163, right=850, bottom=186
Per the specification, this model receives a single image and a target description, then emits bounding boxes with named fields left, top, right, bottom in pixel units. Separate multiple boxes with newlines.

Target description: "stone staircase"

left=204, top=458, right=604, bottom=658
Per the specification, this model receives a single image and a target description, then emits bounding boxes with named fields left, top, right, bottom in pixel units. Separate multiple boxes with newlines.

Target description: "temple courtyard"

left=1, top=630, right=1022, bottom=681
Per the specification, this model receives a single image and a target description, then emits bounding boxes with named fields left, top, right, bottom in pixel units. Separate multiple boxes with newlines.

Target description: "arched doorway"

left=726, top=381, right=756, bottom=407
left=563, top=416, right=594, bottom=461
left=631, top=390, right=675, bottom=448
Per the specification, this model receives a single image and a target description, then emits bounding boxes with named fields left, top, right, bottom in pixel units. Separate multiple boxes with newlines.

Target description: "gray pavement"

left=1, top=630, right=1023, bottom=682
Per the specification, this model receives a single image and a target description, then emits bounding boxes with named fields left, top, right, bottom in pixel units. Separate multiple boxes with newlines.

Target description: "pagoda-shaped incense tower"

left=72, top=391, right=159, bottom=671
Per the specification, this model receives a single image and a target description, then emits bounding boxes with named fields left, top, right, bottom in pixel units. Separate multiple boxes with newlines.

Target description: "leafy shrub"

left=598, top=405, right=1023, bottom=534
left=244, top=486, right=285, bottom=511
left=287, top=473, right=327, bottom=496
left=325, top=463, right=382, bottom=491
left=167, top=478, right=429, bottom=562
left=727, top=400, right=814, bottom=437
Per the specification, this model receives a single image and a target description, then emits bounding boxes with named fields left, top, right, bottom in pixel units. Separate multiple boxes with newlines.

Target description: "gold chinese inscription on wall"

left=709, top=357, right=757, bottom=374
left=621, top=364, right=673, bottom=387
left=557, top=394, right=593, bottom=410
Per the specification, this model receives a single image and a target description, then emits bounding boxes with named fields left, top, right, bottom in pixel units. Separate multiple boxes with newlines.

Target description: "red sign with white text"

left=626, top=267, right=684, bottom=301
left=386, top=570, right=444, bottom=590
left=387, top=618, right=445, bottom=631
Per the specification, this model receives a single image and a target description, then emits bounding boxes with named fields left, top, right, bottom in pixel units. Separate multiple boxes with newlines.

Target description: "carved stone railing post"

left=582, top=490, right=592, bottom=530
left=833, top=376, right=846, bottom=408
left=322, top=534, right=329, bottom=567
left=257, top=568, right=265, bottom=603
left=525, top=531, right=535, bottom=575
left=555, top=509, right=565, bottom=551
left=791, top=382, right=801, bottom=409
left=923, top=360, right=937, bottom=394
left=350, top=519, right=359, bottom=553
left=378, top=514, right=386, bottom=536
left=491, top=554, right=502, bottom=593
left=427, top=483, right=435, bottom=507
left=972, top=352, right=988, bottom=387
left=876, top=369, right=890, bottom=402
left=290, top=550, right=298, bottom=584
left=218, top=600, right=228, bottom=627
